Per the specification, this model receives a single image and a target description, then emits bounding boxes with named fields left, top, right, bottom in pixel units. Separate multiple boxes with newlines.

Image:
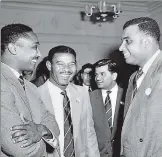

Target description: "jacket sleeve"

left=1, top=86, right=47, bottom=157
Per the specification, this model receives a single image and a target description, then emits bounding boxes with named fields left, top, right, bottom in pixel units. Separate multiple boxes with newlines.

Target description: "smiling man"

left=1, top=23, right=60, bottom=157
left=38, top=45, right=100, bottom=157
left=119, top=17, right=162, bottom=157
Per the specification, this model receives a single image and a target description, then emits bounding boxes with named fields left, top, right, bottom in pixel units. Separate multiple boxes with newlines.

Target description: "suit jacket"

left=121, top=52, right=162, bottom=157
left=38, top=81, right=100, bottom=157
left=90, top=86, right=125, bottom=157
left=1, top=63, right=60, bottom=157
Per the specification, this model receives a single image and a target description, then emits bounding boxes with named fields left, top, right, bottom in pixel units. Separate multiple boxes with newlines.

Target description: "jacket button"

left=139, top=138, right=143, bottom=142
left=111, top=139, right=115, bottom=143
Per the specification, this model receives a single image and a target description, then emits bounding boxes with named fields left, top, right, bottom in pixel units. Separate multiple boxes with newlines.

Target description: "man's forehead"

left=122, top=25, right=139, bottom=37
left=52, top=53, right=76, bottom=62
left=96, top=65, right=108, bottom=71
left=15, top=32, right=39, bottom=46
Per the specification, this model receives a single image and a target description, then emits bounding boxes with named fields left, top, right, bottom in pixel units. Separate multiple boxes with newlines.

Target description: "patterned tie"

left=18, top=75, right=25, bottom=90
left=132, top=68, right=143, bottom=98
left=61, top=91, right=75, bottom=157
left=105, top=91, right=112, bottom=131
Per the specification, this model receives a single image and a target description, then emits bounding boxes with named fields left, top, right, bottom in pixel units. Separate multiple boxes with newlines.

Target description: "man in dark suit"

left=119, top=17, right=162, bottom=157
left=1, top=23, right=60, bottom=157
left=90, top=59, right=125, bottom=157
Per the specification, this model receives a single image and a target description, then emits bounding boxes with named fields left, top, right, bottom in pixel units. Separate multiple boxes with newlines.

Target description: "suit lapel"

left=123, top=52, right=162, bottom=133
left=95, top=90, right=112, bottom=137
left=40, top=81, right=55, bottom=115
left=124, top=72, right=137, bottom=118
left=1, top=64, right=31, bottom=110
left=67, top=84, right=81, bottom=143
left=112, top=86, right=123, bottom=137
left=132, top=52, right=162, bottom=108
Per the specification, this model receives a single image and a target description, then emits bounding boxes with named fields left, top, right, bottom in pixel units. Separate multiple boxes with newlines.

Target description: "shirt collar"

left=142, top=49, right=161, bottom=75
left=2, top=63, right=21, bottom=78
left=102, top=83, right=118, bottom=95
left=83, top=84, right=89, bottom=89
left=47, top=79, right=70, bottom=94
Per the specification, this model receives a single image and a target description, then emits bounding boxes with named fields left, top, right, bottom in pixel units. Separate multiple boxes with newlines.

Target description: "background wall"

left=1, top=1, right=162, bottom=70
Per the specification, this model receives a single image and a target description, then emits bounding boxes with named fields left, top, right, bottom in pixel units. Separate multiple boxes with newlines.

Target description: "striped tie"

left=132, top=68, right=143, bottom=98
left=61, top=91, right=75, bottom=157
left=18, top=75, right=25, bottom=90
left=105, top=91, right=112, bottom=131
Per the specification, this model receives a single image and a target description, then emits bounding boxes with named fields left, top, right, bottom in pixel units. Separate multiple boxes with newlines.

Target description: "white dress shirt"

left=83, top=84, right=90, bottom=91
left=137, top=49, right=161, bottom=89
left=102, top=84, right=118, bottom=126
left=47, top=80, right=72, bottom=157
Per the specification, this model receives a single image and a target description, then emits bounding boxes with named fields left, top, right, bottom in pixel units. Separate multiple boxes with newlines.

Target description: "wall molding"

left=1, top=1, right=149, bottom=13
left=37, top=33, right=121, bottom=44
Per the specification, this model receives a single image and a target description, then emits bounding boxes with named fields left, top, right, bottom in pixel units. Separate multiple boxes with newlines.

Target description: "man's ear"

left=143, top=37, right=152, bottom=50
left=112, top=72, right=117, bottom=81
left=46, top=60, right=51, bottom=71
left=8, top=43, right=17, bottom=55
left=81, top=72, right=83, bottom=79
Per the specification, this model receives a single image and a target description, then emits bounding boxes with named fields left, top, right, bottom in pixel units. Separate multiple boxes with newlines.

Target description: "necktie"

left=132, top=68, right=143, bottom=98
left=105, top=91, right=112, bottom=131
left=18, top=75, right=25, bottom=90
left=61, top=91, right=75, bottom=157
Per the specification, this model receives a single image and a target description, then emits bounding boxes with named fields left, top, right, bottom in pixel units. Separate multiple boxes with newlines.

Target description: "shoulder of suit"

left=69, top=83, right=84, bottom=90
left=128, top=71, right=137, bottom=83
left=89, top=89, right=101, bottom=96
left=1, top=74, right=11, bottom=92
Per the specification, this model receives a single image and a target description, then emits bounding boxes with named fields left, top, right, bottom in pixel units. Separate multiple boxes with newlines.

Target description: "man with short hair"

left=90, top=59, right=125, bottom=157
left=38, top=45, right=100, bottom=157
left=119, top=17, right=162, bottom=157
left=1, top=23, right=60, bottom=157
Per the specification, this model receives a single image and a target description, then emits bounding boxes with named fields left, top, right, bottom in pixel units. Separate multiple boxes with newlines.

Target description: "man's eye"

left=57, top=63, right=64, bottom=66
left=69, top=63, right=76, bottom=66
left=101, top=72, right=105, bottom=76
left=126, top=39, right=132, bottom=45
left=33, top=46, right=38, bottom=49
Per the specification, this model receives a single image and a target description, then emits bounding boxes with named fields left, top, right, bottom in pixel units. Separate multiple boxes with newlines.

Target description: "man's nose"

left=119, top=42, right=124, bottom=52
left=37, top=48, right=41, bottom=57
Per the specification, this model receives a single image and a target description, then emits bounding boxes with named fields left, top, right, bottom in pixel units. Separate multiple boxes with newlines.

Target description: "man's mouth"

left=31, top=59, right=37, bottom=63
left=31, top=57, right=39, bottom=64
left=123, top=51, right=131, bottom=58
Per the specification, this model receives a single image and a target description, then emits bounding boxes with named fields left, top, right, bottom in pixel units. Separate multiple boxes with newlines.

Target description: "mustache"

left=32, top=56, right=39, bottom=60
left=59, top=71, right=73, bottom=75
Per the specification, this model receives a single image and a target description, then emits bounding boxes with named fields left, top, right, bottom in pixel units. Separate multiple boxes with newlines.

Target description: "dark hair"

left=80, top=63, right=93, bottom=74
left=31, top=56, right=49, bottom=87
left=123, top=17, right=160, bottom=42
left=1, top=23, right=33, bottom=55
left=47, top=45, right=76, bottom=63
left=94, top=59, right=117, bottom=73
left=35, top=56, right=49, bottom=78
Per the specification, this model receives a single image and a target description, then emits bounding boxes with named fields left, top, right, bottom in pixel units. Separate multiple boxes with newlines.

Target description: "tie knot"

left=106, top=91, right=111, bottom=95
left=135, top=68, right=143, bottom=80
left=18, top=75, right=25, bottom=90
left=61, top=90, right=67, bottom=97
left=19, top=75, right=24, bottom=80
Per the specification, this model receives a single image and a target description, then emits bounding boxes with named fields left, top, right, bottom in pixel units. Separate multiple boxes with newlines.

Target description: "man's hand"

left=11, top=117, right=43, bottom=148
